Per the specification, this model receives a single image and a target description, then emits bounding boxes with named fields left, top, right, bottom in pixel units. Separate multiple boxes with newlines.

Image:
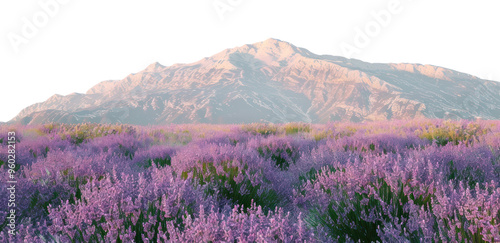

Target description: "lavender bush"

left=0, top=119, right=499, bottom=242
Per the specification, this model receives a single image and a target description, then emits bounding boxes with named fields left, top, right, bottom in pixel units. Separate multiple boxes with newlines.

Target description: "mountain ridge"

left=10, top=38, right=500, bottom=125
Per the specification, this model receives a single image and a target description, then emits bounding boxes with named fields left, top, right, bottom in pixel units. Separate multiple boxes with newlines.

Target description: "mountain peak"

left=145, top=62, right=165, bottom=72
left=259, top=38, right=287, bottom=45
left=47, top=94, right=63, bottom=100
left=225, top=38, right=301, bottom=65
left=10, top=39, right=500, bottom=125
left=253, top=38, right=295, bottom=51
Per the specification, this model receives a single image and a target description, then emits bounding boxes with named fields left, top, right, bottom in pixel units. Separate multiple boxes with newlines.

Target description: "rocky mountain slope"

left=11, top=38, right=500, bottom=125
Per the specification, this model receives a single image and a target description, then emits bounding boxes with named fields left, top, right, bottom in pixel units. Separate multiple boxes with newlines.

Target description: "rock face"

left=11, top=38, right=500, bottom=125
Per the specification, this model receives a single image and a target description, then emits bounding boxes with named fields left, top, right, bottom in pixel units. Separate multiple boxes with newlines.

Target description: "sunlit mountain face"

left=12, top=38, right=500, bottom=125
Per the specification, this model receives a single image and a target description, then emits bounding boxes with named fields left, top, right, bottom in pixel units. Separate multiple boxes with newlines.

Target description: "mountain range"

left=10, top=38, right=500, bottom=125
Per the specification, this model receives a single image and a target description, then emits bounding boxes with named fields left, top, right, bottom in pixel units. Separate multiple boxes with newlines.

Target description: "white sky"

left=1, top=0, right=499, bottom=122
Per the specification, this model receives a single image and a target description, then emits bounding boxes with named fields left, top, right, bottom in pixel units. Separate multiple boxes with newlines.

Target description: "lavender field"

left=0, top=119, right=499, bottom=242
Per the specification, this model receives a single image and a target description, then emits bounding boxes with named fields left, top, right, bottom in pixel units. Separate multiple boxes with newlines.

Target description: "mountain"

left=10, top=38, right=500, bottom=125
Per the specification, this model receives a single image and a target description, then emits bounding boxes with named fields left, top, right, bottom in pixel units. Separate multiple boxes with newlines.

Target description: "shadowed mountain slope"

left=11, top=39, right=500, bottom=125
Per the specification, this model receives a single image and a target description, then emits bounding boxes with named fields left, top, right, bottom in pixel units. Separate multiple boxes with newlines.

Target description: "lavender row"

left=0, top=119, right=498, bottom=242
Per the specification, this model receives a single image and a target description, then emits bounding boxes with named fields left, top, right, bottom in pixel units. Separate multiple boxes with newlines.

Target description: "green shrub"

left=181, top=161, right=280, bottom=211
left=306, top=178, right=434, bottom=242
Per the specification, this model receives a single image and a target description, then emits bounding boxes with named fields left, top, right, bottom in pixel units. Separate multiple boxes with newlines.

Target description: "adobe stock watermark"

left=213, top=0, right=244, bottom=21
left=6, top=131, right=17, bottom=236
left=340, top=0, right=414, bottom=59
left=7, top=0, right=70, bottom=53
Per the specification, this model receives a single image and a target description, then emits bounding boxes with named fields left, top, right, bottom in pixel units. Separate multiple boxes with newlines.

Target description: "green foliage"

left=28, top=189, right=62, bottom=216
left=58, top=169, right=105, bottom=206
left=283, top=123, right=311, bottom=135
left=306, top=178, right=435, bottom=242
left=417, top=122, right=487, bottom=146
left=369, top=143, right=376, bottom=151
left=257, top=146, right=297, bottom=170
left=64, top=195, right=192, bottom=243
left=140, top=156, right=172, bottom=169
left=441, top=207, right=499, bottom=243
left=242, top=124, right=278, bottom=136
left=150, top=129, right=193, bottom=145
left=50, top=123, right=138, bottom=145
left=447, top=160, right=487, bottom=189
left=182, top=161, right=280, bottom=211
left=298, top=166, right=345, bottom=186
left=313, top=132, right=328, bottom=141
left=118, top=144, right=135, bottom=160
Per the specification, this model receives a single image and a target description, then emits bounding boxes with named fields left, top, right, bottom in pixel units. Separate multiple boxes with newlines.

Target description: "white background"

left=1, top=0, right=499, bottom=122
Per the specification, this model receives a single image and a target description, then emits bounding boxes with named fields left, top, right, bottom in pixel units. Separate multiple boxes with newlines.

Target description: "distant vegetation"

left=0, top=119, right=499, bottom=242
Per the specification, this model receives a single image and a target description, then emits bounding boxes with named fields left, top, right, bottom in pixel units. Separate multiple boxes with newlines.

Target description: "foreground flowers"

left=0, top=119, right=499, bottom=242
